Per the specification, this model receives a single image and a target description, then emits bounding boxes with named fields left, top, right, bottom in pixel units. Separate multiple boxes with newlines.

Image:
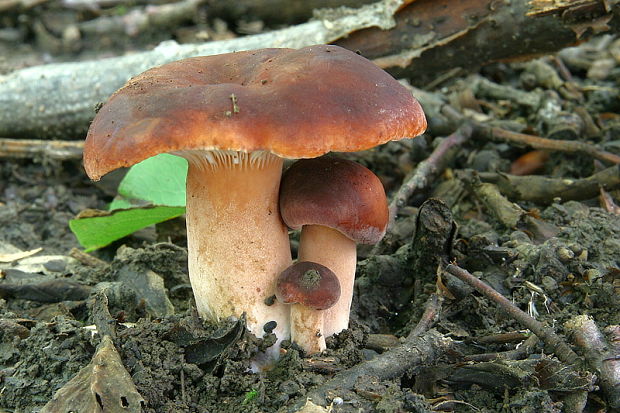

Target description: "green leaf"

left=108, top=198, right=134, bottom=210
left=243, top=390, right=258, bottom=405
left=71, top=153, right=188, bottom=250
left=69, top=206, right=186, bottom=252
left=117, top=153, right=187, bottom=207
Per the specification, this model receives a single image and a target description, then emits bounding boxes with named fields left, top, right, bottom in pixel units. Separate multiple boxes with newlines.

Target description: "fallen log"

left=1, top=0, right=618, bottom=140
left=0, top=0, right=405, bottom=139
left=204, top=0, right=377, bottom=25
left=337, top=0, right=620, bottom=80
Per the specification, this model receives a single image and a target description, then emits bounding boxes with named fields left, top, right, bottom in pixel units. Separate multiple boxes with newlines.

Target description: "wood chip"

left=0, top=247, right=43, bottom=263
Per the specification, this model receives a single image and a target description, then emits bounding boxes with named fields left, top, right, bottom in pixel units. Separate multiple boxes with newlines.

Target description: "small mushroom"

left=276, top=261, right=340, bottom=355
left=279, top=157, right=389, bottom=338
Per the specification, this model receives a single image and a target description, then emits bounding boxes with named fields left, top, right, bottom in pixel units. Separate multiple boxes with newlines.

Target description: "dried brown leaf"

left=41, top=335, right=144, bottom=413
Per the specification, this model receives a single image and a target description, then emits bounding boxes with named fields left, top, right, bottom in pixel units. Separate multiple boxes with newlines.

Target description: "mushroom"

left=276, top=261, right=340, bottom=354
left=83, top=45, right=425, bottom=344
left=279, top=157, right=389, bottom=337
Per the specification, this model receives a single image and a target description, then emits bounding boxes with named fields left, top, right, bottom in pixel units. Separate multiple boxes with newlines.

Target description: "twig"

left=599, top=187, right=620, bottom=215
left=461, top=170, right=525, bottom=228
left=299, top=294, right=448, bottom=407
left=444, top=263, right=579, bottom=365
left=61, top=0, right=178, bottom=11
left=69, top=248, right=109, bottom=267
left=477, top=125, right=620, bottom=165
left=0, top=0, right=48, bottom=12
left=464, top=334, right=539, bottom=362
left=564, top=316, right=620, bottom=409
left=472, top=76, right=541, bottom=109
left=478, top=164, right=620, bottom=205
left=386, top=124, right=473, bottom=229
left=0, top=138, right=84, bottom=160
left=78, top=0, right=205, bottom=37
left=409, top=293, right=443, bottom=337
left=469, top=331, right=530, bottom=345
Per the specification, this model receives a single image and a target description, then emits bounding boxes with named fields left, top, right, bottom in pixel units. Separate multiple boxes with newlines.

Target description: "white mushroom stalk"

left=178, top=149, right=291, bottom=341
left=297, top=225, right=357, bottom=337
left=289, top=304, right=328, bottom=355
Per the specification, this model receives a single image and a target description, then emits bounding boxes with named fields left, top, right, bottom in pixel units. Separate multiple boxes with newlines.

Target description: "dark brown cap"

left=279, top=157, right=388, bottom=244
left=84, top=45, right=426, bottom=180
left=276, top=261, right=340, bottom=310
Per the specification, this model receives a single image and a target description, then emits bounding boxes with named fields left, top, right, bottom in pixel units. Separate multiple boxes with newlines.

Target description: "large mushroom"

left=83, top=45, right=425, bottom=343
left=279, top=157, right=390, bottom=337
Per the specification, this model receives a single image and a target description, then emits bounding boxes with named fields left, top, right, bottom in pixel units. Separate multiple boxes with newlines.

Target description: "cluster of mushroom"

left=276, top=157, right=392, bottom=353
left=83, top=45, right=426, bottom=356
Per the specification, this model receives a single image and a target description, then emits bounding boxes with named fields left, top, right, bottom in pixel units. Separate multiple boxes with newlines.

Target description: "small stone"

left=577, top=249, right=588, bottom=262
left=264, top=295, right=276, bottom=306
left=557, top=247, right=574, bottom=262
left=43, top=259, right=66, bottom=272
left=583, top=268, right=601, bottom=282
left=263, top=320, right=277, bottom=334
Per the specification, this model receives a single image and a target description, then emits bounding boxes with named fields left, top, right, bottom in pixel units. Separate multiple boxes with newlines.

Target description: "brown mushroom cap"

left=279, top=157, right=389, bottom=244
left=84, top=45, right=427, bottom=180
left=276, top=261, right=341, bottom=310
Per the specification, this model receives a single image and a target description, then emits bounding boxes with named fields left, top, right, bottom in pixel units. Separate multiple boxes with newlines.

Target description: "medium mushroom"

left=279, top=157, right=389, bottom=337
left=83, top=45, right=425, bottom=343
left=276, top=261, right=340, bottom=354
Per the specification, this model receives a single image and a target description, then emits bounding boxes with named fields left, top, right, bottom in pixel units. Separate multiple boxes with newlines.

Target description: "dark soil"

left=1, top=15, right=620, bottom=413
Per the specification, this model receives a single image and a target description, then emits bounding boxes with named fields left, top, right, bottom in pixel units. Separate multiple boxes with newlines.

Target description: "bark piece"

left=338, top=0, right=620, bottom=82
left=117, top=266, right=175, bottom=318
left=462, top=171, right=526, bottom=228
left=90, top=290, right=117, bottom=340
left=410, top=198, right=456, bottom=278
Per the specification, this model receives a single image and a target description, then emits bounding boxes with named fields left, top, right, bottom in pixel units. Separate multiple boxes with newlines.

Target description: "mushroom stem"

left=290, top=303, right=326, bottom=355
left=184, top=154, right=291, bottom=340
left=297, top=225, right=357, bottom=337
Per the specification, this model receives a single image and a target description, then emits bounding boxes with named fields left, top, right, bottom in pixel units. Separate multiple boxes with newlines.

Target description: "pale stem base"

left=298, top=225, right=357, bottom=337
left=185, top=158, right=292, bottom=341
left=290, top=303, right=326, bottom=355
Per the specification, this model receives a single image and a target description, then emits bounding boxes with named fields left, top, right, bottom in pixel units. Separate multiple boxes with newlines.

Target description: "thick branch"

left=204, top=0, right=377, bottom=25
left=0, top=138, right=84, bottom=160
